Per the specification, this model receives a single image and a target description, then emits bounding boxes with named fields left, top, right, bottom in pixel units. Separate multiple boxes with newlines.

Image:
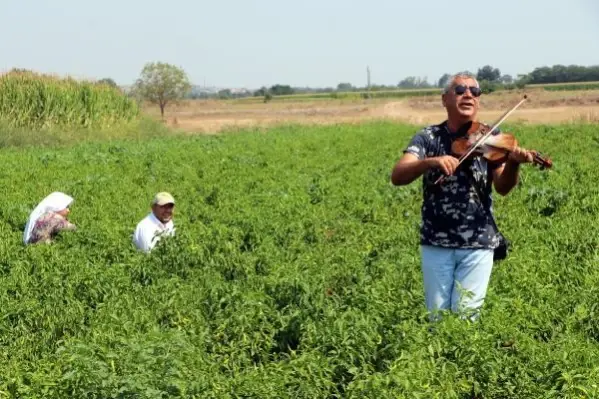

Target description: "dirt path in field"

left=151, top=89, right=599, bottom=134
left=375, top=101, right=599, bottom=125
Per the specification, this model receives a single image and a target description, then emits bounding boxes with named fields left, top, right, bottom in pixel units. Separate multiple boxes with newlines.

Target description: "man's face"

left=152, top=203, right=174, bottom=223
left=442, top=77, right=481, bottom=120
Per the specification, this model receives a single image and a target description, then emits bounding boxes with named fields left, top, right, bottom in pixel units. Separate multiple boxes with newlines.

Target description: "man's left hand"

left=508, top=147, right=534, bottom=164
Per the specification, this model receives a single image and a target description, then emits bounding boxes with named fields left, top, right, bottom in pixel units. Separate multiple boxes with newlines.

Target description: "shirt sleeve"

left=403, top=131, right=430, bottom=160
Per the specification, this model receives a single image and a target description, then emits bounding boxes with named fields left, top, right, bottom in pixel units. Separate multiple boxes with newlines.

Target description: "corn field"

left=0, top=71, right=139, bottom=129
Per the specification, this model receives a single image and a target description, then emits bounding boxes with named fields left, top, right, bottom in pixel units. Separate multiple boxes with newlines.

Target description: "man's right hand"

left=429, top=155, right=460, bottom=176
left=392, top=153, right=460, bottom=186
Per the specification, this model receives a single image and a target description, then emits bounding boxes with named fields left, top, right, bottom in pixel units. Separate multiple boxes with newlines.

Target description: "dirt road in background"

left=145, top=89, right=599, bottom=134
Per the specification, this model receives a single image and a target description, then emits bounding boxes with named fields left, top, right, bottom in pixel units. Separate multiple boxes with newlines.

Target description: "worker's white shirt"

left=133, top=213, right=175, bottom=253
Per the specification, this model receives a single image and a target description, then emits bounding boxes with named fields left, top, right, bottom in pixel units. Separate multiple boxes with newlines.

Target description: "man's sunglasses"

left=452, top=84, right=482, bottom=97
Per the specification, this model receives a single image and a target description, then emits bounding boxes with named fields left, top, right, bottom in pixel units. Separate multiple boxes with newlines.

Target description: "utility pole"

left=366, top=65, right=371, bottom=99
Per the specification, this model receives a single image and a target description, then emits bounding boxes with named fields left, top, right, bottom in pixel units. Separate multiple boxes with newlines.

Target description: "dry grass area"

left=143, top=88, right=599, bottom=134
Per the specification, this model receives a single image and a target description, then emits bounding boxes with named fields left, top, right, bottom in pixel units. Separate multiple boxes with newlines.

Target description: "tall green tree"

left=133, top=62, right=191, bottom=119
left=437, top=73, right=451, bottom=88
left=269, top=84, right=294, bottom=95
left=336, top=82, right=354, bottom=91
left=476, top=65, right=501, bottom=82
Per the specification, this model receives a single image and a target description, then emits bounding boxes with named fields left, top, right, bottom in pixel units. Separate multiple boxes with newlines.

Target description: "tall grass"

left=0, top=71, right=139, bottom=129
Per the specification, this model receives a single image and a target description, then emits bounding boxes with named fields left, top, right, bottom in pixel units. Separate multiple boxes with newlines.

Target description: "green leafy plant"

left=0, top=121, right=595, bottom=397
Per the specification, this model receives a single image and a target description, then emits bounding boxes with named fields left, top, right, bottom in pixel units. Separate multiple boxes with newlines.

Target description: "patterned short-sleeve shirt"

left=403, top=121, right=502, bottom=249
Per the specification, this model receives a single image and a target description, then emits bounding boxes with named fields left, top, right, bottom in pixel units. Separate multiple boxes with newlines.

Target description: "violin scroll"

left=530, top=151, right=553, bottom=170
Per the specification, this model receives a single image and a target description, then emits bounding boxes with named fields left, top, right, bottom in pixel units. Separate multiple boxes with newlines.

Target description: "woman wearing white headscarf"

left=23, top=191, right=77, bottom=244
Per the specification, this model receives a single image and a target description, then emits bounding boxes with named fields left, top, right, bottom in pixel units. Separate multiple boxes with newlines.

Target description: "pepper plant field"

left=0, top=120, right=598, bottom=397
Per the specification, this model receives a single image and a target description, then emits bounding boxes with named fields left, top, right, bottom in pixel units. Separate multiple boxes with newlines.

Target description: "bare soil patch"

left=143, top=89, right=599, bottom=134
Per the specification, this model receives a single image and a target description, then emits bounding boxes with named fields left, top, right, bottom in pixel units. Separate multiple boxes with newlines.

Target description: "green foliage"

left=188, top=64, right=599, bottom=102
left=247, top=88, right=441, bottom=102
left=539, top=82, right=599, bottom=91
left=525, top=64, right=599, bottom=84
left=217, top=89, right=232, bottom=99
left=500, top=74, right=513, bottom=84
left=479, top=80, right=500, bottom=94
left=0, top=121, right=597, bottom=396
left=132, top=62, right=191, bottom=118
left=337, top=82, right=354, bottom=91
left=0, top=116, right=172, bottom=148
left=437, top=73, right=451, bottom=88
left=269, top=84, right=294, bottom=96
left=237, top=80, right=599, bottom=104
left=96, top=78, right=118, bottom=88
left=0, top=71, right=139, bottom=130
left=477, top=65, right=502, bottom=82
left=253, top=86, right=269, bottom=97
left=397, top=76, right=432, bottom=89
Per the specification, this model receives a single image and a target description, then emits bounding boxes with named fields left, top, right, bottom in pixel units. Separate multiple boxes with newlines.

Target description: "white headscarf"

left=23, top=191, right=74, bottom=244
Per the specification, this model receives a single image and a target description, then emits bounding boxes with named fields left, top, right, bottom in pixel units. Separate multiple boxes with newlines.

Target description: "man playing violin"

left=390, top=72, right=534, bottom=320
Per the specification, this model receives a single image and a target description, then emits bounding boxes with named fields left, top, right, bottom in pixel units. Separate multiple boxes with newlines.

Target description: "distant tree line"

left=36, top=61, right=594, bottom=118
left=295, top=64, right=599, bottom=96
left=117, top=63, right=599, bottom=109
left=520, top=64, right=599, bottom=84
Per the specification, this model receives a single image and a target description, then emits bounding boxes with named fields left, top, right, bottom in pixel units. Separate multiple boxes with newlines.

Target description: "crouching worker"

left=133, top=192, right=176, bottom=253
left=23, top=191, right=77, bottom=245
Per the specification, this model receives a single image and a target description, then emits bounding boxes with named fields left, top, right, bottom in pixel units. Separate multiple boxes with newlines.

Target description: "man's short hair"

left=443, top=72, right=480, bottom=94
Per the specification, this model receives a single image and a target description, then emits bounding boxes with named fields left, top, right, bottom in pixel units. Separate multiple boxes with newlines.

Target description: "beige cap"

left=152, top=192, right=175, bottom=206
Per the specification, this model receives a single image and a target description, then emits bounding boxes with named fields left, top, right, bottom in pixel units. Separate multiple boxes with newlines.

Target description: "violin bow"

left=434, top=94, right=528, bottom=185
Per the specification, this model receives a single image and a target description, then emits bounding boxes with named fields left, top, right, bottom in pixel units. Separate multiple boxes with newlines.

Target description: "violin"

left=434, top=95, right=553, bottom=185
left=451, top=120, right=553, bottom=170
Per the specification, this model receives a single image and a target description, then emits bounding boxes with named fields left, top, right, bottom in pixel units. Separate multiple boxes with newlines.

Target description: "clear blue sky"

left=2, top=0, right=598, bottom=89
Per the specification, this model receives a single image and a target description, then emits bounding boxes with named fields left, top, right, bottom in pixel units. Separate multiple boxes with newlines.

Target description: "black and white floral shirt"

left=403, top=121, right=502, bottom=249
